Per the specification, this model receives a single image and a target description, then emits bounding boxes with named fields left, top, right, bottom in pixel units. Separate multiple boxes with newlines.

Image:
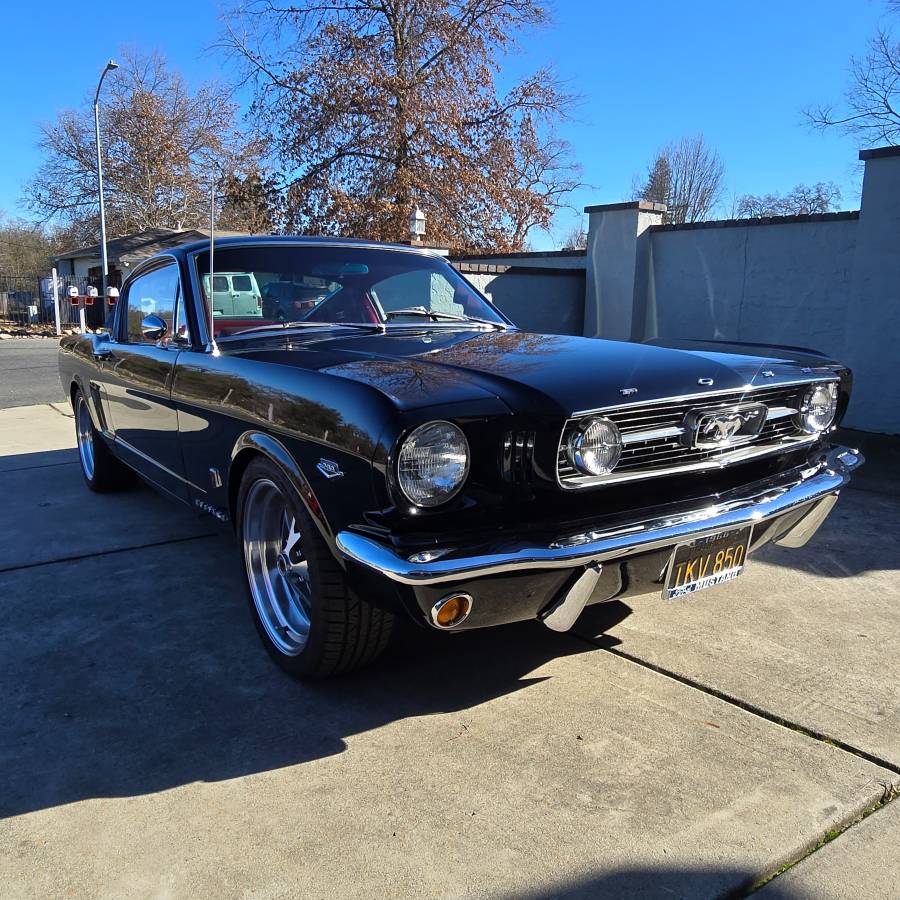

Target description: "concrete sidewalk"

left=1, top=404, right=898, bottom=899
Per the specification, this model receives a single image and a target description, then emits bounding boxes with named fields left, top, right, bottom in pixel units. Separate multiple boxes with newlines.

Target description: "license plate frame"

left=664, top=524, right=753, bottom=601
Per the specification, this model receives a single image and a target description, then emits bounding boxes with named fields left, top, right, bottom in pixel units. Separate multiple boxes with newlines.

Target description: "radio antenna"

left=208, top=177, right=219, bottom=354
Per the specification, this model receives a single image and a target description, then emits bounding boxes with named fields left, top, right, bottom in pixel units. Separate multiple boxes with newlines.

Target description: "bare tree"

left=24, top=49, right=261, bottom=245
left=560, top=221, right=586, bottom=250
left=634, top=136, right=725, bottom=224
left=221, top=0, right=579, bottom=251
left=804, top=27, right=900, bottom=145
left=0, top=215, right=63, bottom=281
left=735, top=182, right=842, bottom=218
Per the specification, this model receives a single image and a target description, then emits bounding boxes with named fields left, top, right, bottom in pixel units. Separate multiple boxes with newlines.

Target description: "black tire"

left=236, top=456, right=394, bottom=679
left=73, top=389, right=136, bottom=493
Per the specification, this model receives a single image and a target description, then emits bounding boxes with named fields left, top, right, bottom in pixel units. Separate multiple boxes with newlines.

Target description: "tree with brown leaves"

left=25, top=49, right=261, bottom=246
left=222, top=0, right=578, bottom=251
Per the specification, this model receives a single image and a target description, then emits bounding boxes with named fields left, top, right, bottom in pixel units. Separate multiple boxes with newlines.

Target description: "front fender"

left=229, top=430, right=337, bottom=554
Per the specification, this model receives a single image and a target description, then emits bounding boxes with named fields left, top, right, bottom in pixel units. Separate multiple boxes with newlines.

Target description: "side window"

left=125, top=265, right=179, bottom=343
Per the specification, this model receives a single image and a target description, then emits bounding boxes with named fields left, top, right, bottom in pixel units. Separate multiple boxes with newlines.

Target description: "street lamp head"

left=106, top=60, right=119, bottom=71
left=408, top=204, right=426, bottom=240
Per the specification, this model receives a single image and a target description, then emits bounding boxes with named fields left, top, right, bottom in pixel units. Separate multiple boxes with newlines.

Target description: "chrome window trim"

left=185, top=239, right=513, bottom=349
left=119, top=254, right=183, bottom=346
left=556, top=378, right=840, bottom=490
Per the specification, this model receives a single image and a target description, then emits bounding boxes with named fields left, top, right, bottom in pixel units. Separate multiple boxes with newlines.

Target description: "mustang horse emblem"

left=700, top=413, right=746, bottom=443
left=686, top=403, right=767, bottom=449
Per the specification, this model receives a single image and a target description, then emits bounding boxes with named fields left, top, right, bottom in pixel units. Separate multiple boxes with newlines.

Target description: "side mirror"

left=141, top=314, right=168, bottom=342
left=90, top=331, right=112, bottom=360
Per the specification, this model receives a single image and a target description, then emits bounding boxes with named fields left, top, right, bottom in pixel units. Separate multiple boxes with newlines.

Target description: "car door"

left=103, top=260, right=190, bottom=500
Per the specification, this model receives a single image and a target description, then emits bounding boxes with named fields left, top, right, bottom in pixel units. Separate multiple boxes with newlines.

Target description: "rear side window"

left=231, top=275, right=253, bottom=292
left=212, top=275, right=229, bottom=292
left=124, top=265, right=180, bottom=343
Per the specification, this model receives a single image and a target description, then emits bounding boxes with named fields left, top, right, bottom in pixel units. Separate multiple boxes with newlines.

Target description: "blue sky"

left=0, top=1, right=890, bottom=249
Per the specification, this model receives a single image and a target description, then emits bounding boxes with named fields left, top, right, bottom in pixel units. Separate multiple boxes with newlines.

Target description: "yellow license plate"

left=664, top=525, right=752, bottom=600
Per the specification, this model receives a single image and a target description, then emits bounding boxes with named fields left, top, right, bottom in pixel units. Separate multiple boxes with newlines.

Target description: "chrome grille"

left=557, top=382, right=831, bottom=488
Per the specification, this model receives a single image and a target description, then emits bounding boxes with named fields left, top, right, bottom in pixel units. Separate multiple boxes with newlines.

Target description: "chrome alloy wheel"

left=242, top=478, right=313, bottom=656
left=75, top=394, right=95, bottom=481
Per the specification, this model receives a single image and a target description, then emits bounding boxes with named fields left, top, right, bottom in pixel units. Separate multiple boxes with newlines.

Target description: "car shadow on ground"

left=750, top=484, right=900, bottom=578
left=516, top=866, right=799, bottom=898
left=0, top=519, right=632, bottom=819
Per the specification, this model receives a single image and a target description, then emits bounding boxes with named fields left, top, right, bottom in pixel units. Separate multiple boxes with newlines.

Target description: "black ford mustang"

left=59, top=236, right=863, bottom=678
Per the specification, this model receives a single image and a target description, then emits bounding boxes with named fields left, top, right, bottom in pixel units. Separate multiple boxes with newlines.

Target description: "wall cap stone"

left=452, top=262, right=585, bottom=278
left=650, top=210, right=860, bottom=233
left=859, top=145, right=900, bottom=160
left=450, top=248, right=585, bottom=261
left=583, top=200, right=667, bottom=214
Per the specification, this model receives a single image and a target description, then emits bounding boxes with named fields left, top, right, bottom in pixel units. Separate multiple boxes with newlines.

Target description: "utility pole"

left=93, top=59, right=118, bottom=303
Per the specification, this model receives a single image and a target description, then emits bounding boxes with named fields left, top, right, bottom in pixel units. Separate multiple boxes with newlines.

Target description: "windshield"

left=193, top=244, right=508, bottom=337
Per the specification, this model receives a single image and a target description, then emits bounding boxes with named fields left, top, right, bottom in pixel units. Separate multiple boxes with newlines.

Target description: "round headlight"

left=568, top=417, right=622, bottom=476
left=798, top=382, right=838, bottom=433
left=397, top=421, right=470, bottom=507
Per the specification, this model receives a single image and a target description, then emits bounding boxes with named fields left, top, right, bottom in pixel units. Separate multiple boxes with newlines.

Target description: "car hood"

left=228, top=329, right=837, bottom=415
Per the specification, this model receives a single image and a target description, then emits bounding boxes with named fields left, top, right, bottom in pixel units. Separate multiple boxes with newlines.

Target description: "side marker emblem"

left=317, top=458, right=344, bottom=479
left=620, top=387, right=638, bottom=396
left=698, top=377, right=715, bottom=386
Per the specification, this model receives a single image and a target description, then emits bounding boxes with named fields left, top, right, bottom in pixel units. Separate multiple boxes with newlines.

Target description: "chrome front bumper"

left=336, top=446, right=863, bottom=588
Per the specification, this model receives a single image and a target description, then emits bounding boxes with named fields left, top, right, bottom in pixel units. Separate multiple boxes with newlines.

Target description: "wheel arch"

left=70, top=375, right=106, bottom=432
left=229, top=431, right=337, bottom=555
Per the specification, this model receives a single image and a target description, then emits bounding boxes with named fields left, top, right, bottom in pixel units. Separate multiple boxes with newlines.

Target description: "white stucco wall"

left=584, top=202, right=665, bottom=340
left=842, top=151, right=900, bottom=432
left=643, top=218, right=858, bottom=360
left=462, top=269, right=585, bottom=335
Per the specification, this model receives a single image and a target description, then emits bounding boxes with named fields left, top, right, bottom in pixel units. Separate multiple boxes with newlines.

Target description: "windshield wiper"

left=384, top=307, right=507, bottom=329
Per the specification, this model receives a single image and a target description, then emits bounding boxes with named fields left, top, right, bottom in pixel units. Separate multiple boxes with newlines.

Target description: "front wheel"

left=237, top=457, right=394, bottom=679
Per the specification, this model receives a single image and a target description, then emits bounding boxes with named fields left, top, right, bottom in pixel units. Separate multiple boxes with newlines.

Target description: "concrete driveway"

left=1, top=403, right=898, bottom=899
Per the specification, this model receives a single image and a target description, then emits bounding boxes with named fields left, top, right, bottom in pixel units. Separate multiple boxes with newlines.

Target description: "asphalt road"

left=0, top=337, right=65, bottom=409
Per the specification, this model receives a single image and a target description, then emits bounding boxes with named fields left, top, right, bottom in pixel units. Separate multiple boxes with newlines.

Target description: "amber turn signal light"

left=430, top=593, right=473, bottom=629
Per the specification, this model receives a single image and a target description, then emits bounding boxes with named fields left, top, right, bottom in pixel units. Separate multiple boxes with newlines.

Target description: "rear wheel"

left=74, top=389, right=135, bottom=492
left=237, top=457, right=394, bottom=679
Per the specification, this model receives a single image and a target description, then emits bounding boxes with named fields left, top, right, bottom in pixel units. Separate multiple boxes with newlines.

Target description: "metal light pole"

left=94, top=59, right=118, bottom=304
